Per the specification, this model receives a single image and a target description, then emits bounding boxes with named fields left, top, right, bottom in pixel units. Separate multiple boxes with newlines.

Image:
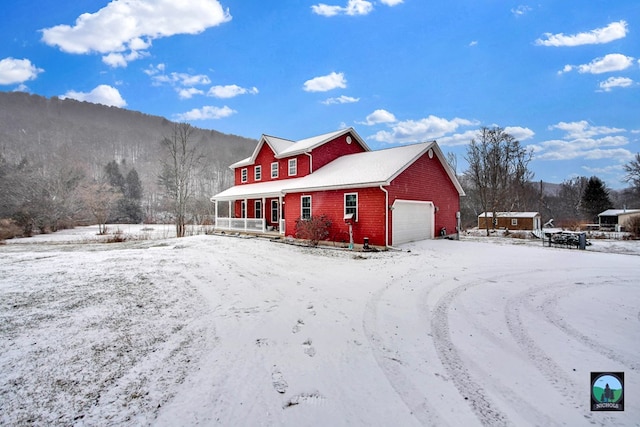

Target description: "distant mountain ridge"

left=0, top=91, right=256, bottom=197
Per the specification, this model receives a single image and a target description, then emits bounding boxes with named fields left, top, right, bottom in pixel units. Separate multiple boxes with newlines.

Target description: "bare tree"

left=623, top=153, right=640, bottom=190
left=464, top=126, right=533, bottom=235
left=158, top=123, right=204, bottom=238
left=80, top=181, right=122, bottom=235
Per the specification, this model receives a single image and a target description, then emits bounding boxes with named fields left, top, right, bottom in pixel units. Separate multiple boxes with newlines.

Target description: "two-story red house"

left=211, top=127, right=464, bottom=247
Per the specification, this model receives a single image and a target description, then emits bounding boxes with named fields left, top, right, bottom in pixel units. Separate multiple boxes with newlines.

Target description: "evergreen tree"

left=123, top=169, right=143, bottom=223
left=581, top=176, right=613, bottom=223
left=104, top=160, right=125, bottom=193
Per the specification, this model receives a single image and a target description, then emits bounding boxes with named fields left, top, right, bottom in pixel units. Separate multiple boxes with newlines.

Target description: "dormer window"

left=288, top=158, right=297, bottom=176
left=241, top=168, right=248, bottom=183
left=255, top=165, right=262, bottom=181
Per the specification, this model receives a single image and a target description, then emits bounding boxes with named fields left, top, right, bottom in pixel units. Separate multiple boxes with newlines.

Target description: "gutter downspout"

left=304, top=152, right=313, bottom=173
left=380, top=185, right=389, bottom=248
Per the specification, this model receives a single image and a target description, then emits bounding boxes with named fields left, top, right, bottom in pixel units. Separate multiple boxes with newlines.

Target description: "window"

left=511, top=218, right=518, bottom=226
left=255, top=200, right=262, bottom=219
left=345, top=193, right=358, bottom=221
left=255, top=165, right=262, bottom=181
left=301, top=195, right=311, bottom=220
left=240, top=201, right=246, bottom=218
left=271, top=162, right=279, bottom=178
left=288, top=158, right=297, bottom=176
left=241, top=168, right=248, bottom=183
left=271, top=200, right=279, bottom=223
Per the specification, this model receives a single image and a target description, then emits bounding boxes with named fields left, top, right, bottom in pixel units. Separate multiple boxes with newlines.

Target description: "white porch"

left=212, top=197, right=285, bottom=235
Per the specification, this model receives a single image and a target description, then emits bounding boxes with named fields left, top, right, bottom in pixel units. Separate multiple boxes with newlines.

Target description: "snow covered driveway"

left=1, top=229, right=638, bottom=426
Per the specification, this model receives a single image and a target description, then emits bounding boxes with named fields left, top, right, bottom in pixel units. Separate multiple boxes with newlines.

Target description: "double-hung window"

left=345, top=193, right=358, bottom=221
left=271, top=162, right=279, bottom=178
left=271, top=200, right=279, bottom=223
left=301, top=195, right=311, bottom=220
left=288, top=159, right=297, bottom=176
left=241, top=168, right=248, bottom=183
left=255, top=165, right=262, bottom=181
left=255, top=200, right=262, bottom=219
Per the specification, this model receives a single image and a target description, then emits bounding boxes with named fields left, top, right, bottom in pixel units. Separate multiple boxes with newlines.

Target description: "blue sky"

left=1, top=1, right=639, bottom=188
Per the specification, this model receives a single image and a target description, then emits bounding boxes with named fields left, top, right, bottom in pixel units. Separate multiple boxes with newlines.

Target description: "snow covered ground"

left=1, top=226, right=638, bottom=426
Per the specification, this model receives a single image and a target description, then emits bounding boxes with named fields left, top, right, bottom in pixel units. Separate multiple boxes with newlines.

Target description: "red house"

left=211, top=128, right=464, bottom=247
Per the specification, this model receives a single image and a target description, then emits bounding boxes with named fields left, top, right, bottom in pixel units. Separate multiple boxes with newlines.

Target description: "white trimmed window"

left=255, top=165, right=262, bottom=181
left=241, top=168, right=248, bottom=183
left=288, top=158, right=297, bottom=176
left=511, top=218, right=518, bottom=226
left=271, top=162, right=279, bottom=178
left=345, top=193, right=358, bottom=221
left=301, top=195, right=311, bottom=220
left=240, top=201, right=246, bottom=218
left=271, top=200, right=279, bottom=223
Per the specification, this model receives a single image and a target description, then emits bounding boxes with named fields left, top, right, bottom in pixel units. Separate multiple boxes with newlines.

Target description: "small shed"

left=478, top=212, right=541, bottom=231
left=598, top=209, right=640, bottom=232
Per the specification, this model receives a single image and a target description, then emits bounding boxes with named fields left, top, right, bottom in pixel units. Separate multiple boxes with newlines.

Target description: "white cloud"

left=207, top=85, right=259, bottom=98
left=178, top=88, right=205, bottom=99
left=380, top=0, right=403, bottom=6
left=322, top=95, right=360, bottom=105
left=60, top=84, right=127, bottom=107
left=535, top=20, right=628, bottom=47
left=469, top=40, right=478, bottom=47
left=599, top=76, right=633, bottom=92
left=0, top=57, right=43, bottom=85
left=533, top=120, right=632, bottom=161
left=311, top=0, right=373, bottom=17
left=370, top=115, right=477, bottom=144
left=175, top=105, right=236, bottom=121
left=511, top=5, right=532, bottom=17
left=549, top=120, right=625, bottom=139
left=504, top=126, right=535, bottom=141
left=41, top=0, right=231, bottom=67
left=360, top=109, right=396, bottom=125
left=303, top=72, right=347, bottom=92
left=560, top=54, right=634, bottom=75
left=437, top=130, right=479, bottom=147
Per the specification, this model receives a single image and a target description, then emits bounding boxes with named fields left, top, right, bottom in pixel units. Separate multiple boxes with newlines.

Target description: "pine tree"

left=581, top=176, right=613, bottom=223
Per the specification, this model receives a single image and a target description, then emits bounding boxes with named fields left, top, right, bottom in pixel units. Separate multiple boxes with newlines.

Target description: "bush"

left=0, top=218, right=23, bottom=241
left=627, top=216, right=640, bottom=239
left=295, top=215, right=332, bottom=246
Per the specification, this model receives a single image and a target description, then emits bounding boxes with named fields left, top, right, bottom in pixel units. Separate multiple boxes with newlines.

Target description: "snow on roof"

left=263, top=134, right=294, bottom=154
left=478, top=212, right=540, bottom=218
left=598, top=209, right=640, bottom=217
left=283, top=142, right=432, bottom=192
left=212, top=177, right=306, bottom=201
left=277, top=128, right=366, bottom=157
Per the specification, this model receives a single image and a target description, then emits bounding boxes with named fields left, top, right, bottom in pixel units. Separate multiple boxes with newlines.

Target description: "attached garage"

left=392, top=200, right=434, bottom=245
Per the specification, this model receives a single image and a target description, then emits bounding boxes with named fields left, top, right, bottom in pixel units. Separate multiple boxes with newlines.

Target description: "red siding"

left=387, top=150, right=460, bottom=238
left=311, top=132, right=367, bottom=171
left=284, top=188, right=387, bottom=246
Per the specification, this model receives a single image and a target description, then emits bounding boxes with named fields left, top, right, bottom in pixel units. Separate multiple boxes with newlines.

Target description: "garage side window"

left=345, top=193, right=358, bottom=221
left=301, top=195, right=311, bottom=220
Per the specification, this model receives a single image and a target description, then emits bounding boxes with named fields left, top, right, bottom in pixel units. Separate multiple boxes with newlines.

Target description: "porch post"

left=262, top=197, right=266, bottom=233
left=228, top=200, right=231, bottom=231
left=243, top=198, right=247, bottom=231
left=279, top=195, right=284, bottom=235
left=213, top=199, right=217, bottom=229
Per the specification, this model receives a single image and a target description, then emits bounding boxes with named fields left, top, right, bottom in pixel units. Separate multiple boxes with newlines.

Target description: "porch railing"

left=215, top=217, right=265, bottom=232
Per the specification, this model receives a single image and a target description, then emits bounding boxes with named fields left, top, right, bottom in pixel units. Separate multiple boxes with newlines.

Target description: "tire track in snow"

left=431, top=278, right=510, bottom=427
left=540, top=275, right=639, bottom=371
left=362, top=259, right=445, bottom=426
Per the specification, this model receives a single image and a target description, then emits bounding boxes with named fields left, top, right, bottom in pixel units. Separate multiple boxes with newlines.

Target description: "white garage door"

left=392, top=200, right=434, bottom=245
